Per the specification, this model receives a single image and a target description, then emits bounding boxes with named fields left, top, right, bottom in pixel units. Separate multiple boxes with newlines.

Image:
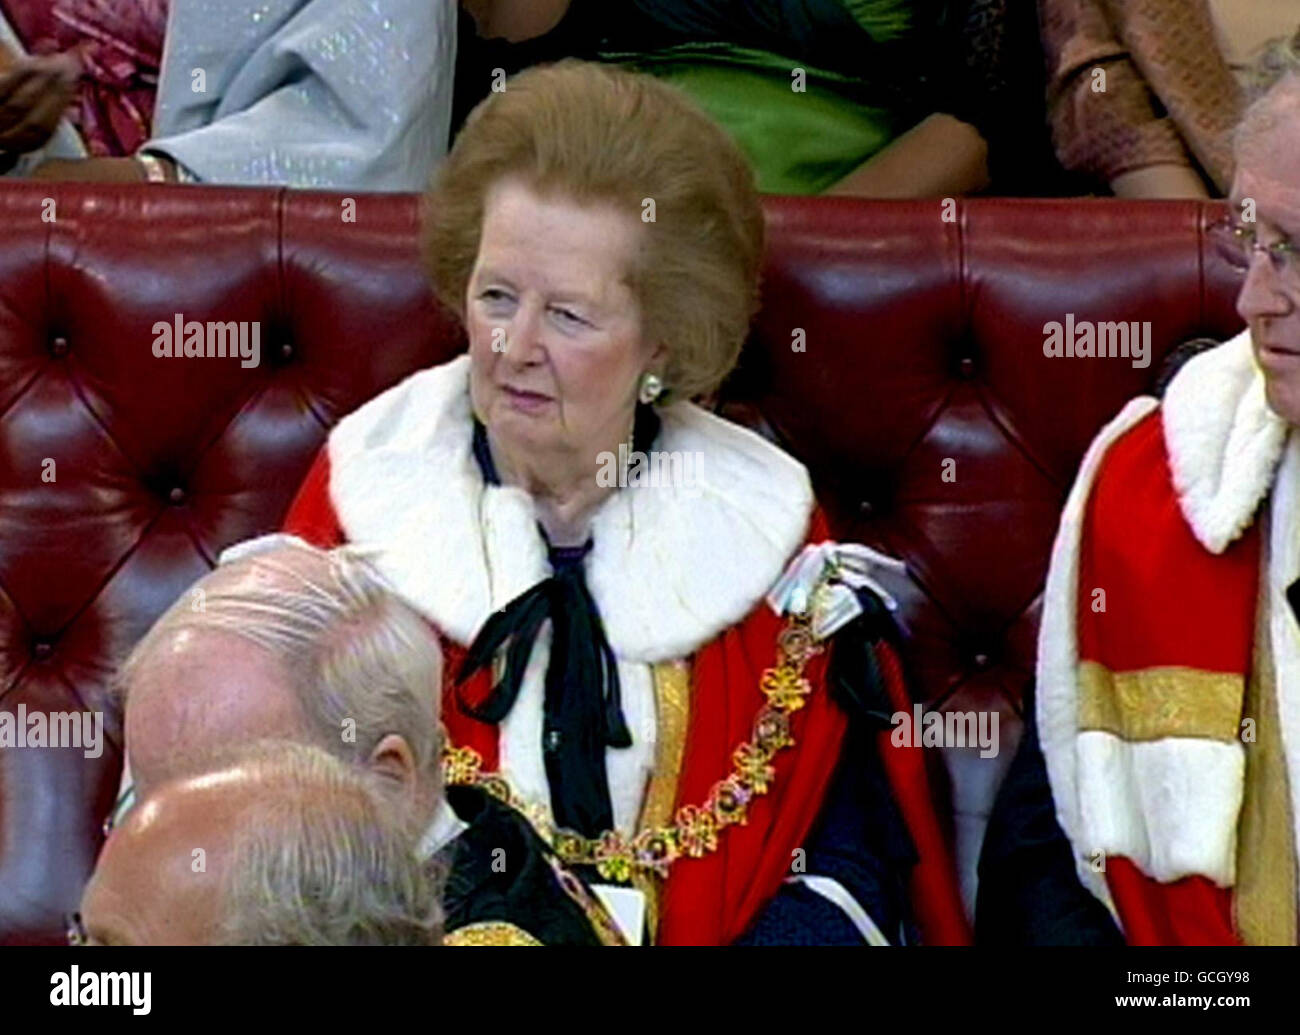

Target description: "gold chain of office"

left=440, top=611, right=824, bottom=884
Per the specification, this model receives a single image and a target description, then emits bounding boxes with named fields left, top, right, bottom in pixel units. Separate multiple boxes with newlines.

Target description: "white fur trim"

left=1040, top=360, right=1300, bottom=907
left=1076, top=732, right=1243, bottom=885
left=1162, top=329, right=1287, bottom=553
left=325, top=354, right=813, bottom=832
left=584, top=401, right=814, bottom=661
left=1266, top=435, right=1300, bottom=897
left=327, top=354, right=812, bottom=659
left=1037, top=395, right=1157, bottom=919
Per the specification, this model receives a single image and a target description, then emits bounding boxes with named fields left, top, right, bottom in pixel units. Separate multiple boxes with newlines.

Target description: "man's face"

left=78, top=778, right=240, bottom=945
left=124, top=630, right=304, bottom=800
left=1232, top=127, right=1300, bottom=424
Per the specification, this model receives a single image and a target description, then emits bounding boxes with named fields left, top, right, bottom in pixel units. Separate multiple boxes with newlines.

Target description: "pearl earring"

left=639, top=372, right=664, bottom=405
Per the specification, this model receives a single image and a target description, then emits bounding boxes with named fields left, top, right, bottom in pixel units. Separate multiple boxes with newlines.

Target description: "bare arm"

left=28, top=156, right=177, bottom=182
left=1109, top=163, right=1209, bottom=199
left=0, top=53, right=78, bottom=157
left=824, top=112, right=990, bottom=199
left=465, top=0, right=571, bottom=42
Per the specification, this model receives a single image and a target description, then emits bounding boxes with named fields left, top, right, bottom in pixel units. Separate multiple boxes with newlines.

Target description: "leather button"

left=32, top=641, right=53, bottom=661
left=168, top=486, right=186, bottom=505
left=280, top=342, right=294, bottom=361
left=973, top=652, right=991, bottom=670
left=544, top=729, right=562, bottom=753
left=959, top=356, right=976, bottom=379
left=858, top=500, right=875, bottom=518
left=50, top=337, right=69, bottom=358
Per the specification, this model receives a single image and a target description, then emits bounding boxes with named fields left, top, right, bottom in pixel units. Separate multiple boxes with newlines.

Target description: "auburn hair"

left=422, top=59, right=765, bottom=402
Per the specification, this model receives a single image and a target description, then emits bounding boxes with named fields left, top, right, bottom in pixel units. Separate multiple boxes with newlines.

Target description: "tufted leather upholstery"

left=0, top=184, right=1245, bottom=943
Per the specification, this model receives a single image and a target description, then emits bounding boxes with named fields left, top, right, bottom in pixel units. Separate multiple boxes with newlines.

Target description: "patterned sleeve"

left=1038, top=0, right=1196, bottom=186
left=143, top=0, right=456, bottom=190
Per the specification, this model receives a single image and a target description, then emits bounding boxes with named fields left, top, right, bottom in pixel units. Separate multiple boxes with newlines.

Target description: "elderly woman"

left=283, top=60, right=968, bottom=945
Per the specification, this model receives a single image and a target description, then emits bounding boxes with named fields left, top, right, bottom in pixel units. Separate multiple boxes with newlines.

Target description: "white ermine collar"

left=1162, top=329, right=1288, bottom=553
left=327, top=355, right=814, bottom=660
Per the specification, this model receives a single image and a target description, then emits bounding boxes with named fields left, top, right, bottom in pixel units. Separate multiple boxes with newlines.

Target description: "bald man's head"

left=118, top=539, right=444, bottom=815
left=80, top=741, right=442, bottom=946
left=124, top=626, right=305, bottom=800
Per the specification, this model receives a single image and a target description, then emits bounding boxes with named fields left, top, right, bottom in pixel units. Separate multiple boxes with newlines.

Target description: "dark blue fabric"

left=736, top=589, right=920, bottom=946
left=736, top=715, right=919, bottom=945
left=975, top=706, right=1124, bottom=945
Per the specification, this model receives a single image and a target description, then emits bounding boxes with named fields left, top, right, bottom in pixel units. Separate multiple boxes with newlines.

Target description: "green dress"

left=597, top=0, right=926, bottom=194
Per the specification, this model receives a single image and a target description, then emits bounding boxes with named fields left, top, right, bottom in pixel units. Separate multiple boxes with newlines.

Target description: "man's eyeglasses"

left=1210, top=215, right=1300, bottom=281
left=103, top=781, right=136, bottom=837
left=66, top=912, right=89, bottom=946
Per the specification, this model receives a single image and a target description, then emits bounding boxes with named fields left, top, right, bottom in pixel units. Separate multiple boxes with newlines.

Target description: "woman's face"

left=466, top=178, right=659, bottom=470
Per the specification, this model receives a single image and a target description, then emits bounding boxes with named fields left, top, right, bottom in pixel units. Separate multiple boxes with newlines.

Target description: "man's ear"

left=368, top=734, right=417, bottom=793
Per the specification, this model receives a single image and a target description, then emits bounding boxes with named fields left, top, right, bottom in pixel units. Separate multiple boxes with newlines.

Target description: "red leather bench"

left=0, top=183, right=1244, bottom=943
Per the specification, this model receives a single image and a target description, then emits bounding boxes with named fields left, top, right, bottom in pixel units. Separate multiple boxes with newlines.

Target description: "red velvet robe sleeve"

left=283, top=446, right=345, bottom=548
left=658, top=507, right=971, bottom=946
left=1078, top=413, right=1244, bottom=945
left=1105, top=859, right=1238, bottom=945
left=873, top=639, right=973, bottom=945
left=280, top=455, right=970, bottom=944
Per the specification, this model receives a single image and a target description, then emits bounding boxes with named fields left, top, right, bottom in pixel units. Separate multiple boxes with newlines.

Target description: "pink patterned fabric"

left=2, top=0, right=168, bottom=156
left=1039, top=0, right=1244, bottom=193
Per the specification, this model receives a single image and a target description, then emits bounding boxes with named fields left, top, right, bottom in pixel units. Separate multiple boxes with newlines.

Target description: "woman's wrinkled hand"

left=0, top=51, right=80, bottom=156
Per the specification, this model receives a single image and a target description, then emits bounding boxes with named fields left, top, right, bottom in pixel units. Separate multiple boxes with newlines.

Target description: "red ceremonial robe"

left=1078, top=412, right=1249, bottom=944
left=1038, top=330, right=1300, bottom=946
left=284, top=447, right=970, bottom=945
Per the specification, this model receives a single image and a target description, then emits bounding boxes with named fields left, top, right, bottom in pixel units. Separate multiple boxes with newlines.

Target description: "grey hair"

left=1234, top=67, right=1300, bottom=158
left=198, top=741, right=444, bottom=945
left=117, top=538, right=444, bottom=780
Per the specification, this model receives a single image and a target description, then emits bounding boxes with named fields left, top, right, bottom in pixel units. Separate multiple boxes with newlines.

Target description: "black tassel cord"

left=456, top=407, right=659, bottom=837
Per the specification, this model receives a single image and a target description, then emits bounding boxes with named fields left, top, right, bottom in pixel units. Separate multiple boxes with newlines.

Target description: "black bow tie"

left=455, top=412, right=658, bottom=837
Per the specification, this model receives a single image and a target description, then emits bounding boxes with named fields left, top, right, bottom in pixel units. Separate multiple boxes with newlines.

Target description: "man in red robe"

left=1031, top=72, right=1300, bottom=945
